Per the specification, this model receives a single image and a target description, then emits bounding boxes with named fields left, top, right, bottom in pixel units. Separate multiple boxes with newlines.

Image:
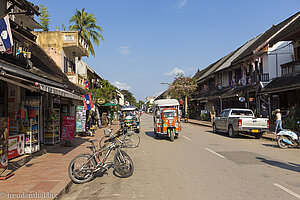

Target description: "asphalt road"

left=62, top=114, right=300, bottom=200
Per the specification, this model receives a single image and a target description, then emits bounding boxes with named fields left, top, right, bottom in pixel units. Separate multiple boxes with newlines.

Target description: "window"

left=64, top=57, right=75, bottom=74
left=231, top=110, right=253, bottom=116
left=163, top=110, right=177, bottom=118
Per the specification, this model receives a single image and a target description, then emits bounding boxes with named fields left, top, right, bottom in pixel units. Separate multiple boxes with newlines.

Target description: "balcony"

left=62, top=32, right=89, bottom=57
left=249, top=73, right=269, bottom=83
left=34, top=31, right=89, bottom=58
left=281, top=60, right=300, bottom=76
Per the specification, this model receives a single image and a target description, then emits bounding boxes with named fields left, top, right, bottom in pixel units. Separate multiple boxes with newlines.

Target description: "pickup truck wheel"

left=228, top=125, right=236, bottom=138
left=213, top=123, right=218, bottom=133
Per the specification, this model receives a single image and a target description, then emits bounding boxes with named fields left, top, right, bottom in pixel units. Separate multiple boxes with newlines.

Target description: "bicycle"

left=68, top=133, right=134, bottom=184
left=99, top=128, right=140, bottom=149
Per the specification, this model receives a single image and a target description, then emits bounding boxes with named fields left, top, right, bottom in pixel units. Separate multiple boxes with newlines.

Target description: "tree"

left=69, top=8, right=103, bottom=56
left=90, top=79, right=117, bottom=104
left=121, top=90, right=137, bottom=106
left=62, top=23, right=67, bottom=31
left=39, top=4, right=50, bottom=31
left=166, top=73, right=197, bottom=117
left=137, top=100, right=145, bottom=109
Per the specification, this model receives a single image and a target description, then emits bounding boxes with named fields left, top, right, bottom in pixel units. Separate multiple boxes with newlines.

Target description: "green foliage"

left=284, top=104, right=300, bottom=131
left=121, top=90, right=137, bottom=106
left=39, top=4, right=50, bottom=31
left=69, top=8, right=103, bottom=56
left=62, top=23, right=67, bottom=31
left=90, top=79, right=117, bottom=103
left=200, top=113, right=210, bottom=121
left=167, top=73, right=197, bottom=99
left=136, top=100, right=145, bottom=109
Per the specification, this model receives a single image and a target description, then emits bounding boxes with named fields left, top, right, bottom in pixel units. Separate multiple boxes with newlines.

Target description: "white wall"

left=267, top=41, right=294, bottom=80
left=75, top=58, right=88, bottom=77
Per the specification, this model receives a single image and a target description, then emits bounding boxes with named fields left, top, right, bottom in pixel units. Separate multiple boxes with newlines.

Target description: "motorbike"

left=277, top=129, right=300, bottom=148
left=86, top=121, right=96, bottom=137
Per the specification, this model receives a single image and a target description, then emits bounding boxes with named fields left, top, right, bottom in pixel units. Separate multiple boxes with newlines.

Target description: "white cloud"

left=118, top=46, right=130, bottom=55
left=176, top=0, right=188, bottom=8
left=165, top=67, right=185, bottom=76
left=113, top=81, right=131, bottom=90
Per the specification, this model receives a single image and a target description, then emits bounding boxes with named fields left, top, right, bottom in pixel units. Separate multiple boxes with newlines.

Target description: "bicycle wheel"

left=114, top=149, right=134, bottom=178
left=122, top=133, right=140, bottom=148
left=68, top=153, right=96, bottom=184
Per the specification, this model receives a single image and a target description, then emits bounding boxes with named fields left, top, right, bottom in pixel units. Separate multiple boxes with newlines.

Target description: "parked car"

left=212, top=108, right=269, bottom=139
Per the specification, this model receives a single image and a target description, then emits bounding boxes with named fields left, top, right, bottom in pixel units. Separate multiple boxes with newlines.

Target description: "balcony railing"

left=250, top=73, right=269, bottom=83
left=281, top=60, right=300, bottom=76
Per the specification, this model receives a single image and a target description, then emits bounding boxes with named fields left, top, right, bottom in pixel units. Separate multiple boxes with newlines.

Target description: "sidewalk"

left=0, top=122, right=120, bottom=200
left=187, top=118, right=276, bottom=140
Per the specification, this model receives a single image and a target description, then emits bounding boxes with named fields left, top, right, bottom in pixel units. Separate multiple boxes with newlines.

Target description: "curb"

left=187, top=121, right=212, bottom=128
left=55, top=127, right=121, bottom=200
left=187, top=121, right=277, bottom=141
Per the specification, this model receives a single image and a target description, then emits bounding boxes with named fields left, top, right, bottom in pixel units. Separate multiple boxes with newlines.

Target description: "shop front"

left=0, top=80, right=42, bottom=159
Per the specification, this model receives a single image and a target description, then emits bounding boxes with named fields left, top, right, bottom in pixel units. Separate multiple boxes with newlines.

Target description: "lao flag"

left=0, top=15, right=13, bottom=52
left=84, top=81, right=90, bottom=89
left=82, top=93, right=94, bottom=110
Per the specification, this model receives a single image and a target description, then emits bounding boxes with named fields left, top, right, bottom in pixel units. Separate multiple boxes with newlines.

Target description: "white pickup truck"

left=212, top=108, right=269, bottom=139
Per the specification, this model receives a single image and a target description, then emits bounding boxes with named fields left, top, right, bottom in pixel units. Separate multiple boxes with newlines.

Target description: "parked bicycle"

left=68, top=132, right=134, bottom=184
left=99, top=128, right=140, bottom=149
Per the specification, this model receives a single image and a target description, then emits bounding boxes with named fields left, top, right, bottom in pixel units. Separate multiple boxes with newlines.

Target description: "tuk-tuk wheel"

left=170, top=131, right=175, bottom=142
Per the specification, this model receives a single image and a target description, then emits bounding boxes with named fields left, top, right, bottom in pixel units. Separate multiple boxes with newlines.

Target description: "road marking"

left=205, top=148, right=225, bottom=158
left=273, top=183, right=300, bottom=199
left=183, top=135, right=191, bottom=141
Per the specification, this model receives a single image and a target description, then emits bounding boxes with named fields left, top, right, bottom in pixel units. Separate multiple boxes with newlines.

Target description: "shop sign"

left=76, top=106, right=86, bottom=132
left=97, top=99, right=105, bottom=104
left=63, top=35, right=75, bottom=42
left=8, top=134, right=24, bottom=160
left=61, top=116, right=75, bottom=140
left=0, top=117, right=9, bottom=168
left=239, top=96, right=246, bottom=102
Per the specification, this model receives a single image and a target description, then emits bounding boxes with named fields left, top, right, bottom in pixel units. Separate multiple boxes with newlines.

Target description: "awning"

left=101, top=103, right=118, bottom=106
left=39, top=83, right=84, bottom=101
left=0, top=75, right=38, bottom=91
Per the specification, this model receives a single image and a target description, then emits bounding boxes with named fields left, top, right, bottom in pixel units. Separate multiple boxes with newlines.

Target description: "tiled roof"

left=10, top=29, right=87, bottom=95
left=232, top=11, right=300, bottom=65
left=261, top=73, right=300, bottom=94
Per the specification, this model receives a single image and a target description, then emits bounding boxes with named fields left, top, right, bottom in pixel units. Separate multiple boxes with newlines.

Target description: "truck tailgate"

left=241, top=118, right=268, bottom=129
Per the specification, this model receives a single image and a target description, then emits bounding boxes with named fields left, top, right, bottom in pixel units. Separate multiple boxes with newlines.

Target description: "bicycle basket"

left=104, top=129, right=111, bottom=137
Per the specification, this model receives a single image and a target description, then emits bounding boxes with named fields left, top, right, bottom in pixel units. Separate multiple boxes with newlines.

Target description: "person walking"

left=260, top=106, right=269, bottom=118
left=274, top=109, right=282, bottom=133
left=210, top=106, right=216, bottom=123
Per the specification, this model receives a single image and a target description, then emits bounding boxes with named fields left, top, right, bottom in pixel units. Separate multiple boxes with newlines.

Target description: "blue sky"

left=30, top=0, right=299, bottom=101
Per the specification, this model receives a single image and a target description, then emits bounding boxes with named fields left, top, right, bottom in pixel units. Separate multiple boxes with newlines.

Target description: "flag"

left=0, top=15, right=13, bottom=52
left=82, top=93, right=94, bottom=110
left=84, top=80, right=90, bottom=89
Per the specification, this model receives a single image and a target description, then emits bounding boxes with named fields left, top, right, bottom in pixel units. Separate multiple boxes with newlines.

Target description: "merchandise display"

left=44, top=109, right=60, bottom=144
left=22, top=99, right=40, bottom=154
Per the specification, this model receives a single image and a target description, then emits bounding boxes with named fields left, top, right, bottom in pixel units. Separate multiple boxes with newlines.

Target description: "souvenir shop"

left=0, top=80, right=42, bottom=160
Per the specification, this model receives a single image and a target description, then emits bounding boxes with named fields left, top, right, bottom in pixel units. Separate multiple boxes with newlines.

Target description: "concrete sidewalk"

left=0, top=123, right=120, bottom=200
left=187, top=118, right=276, bottom=140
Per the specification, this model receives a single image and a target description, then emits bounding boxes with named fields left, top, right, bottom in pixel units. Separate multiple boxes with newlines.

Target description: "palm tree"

left=69, top=8, right=103, bottom=56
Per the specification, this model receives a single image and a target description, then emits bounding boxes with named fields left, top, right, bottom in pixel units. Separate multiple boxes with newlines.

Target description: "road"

left=62, top=114, right=300, bottom=200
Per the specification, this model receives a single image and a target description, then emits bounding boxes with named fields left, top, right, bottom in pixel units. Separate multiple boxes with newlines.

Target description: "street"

left=62, top=114, right=300, bottom=200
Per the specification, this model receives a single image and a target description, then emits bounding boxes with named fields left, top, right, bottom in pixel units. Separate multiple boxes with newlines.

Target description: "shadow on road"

left=145, top=131, right=170, bottom=141
left=262, top=144, right=279, bottom=148
left=207, top=130, right=253, bottom=139
left=256, top=157, right=300, bottom=173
